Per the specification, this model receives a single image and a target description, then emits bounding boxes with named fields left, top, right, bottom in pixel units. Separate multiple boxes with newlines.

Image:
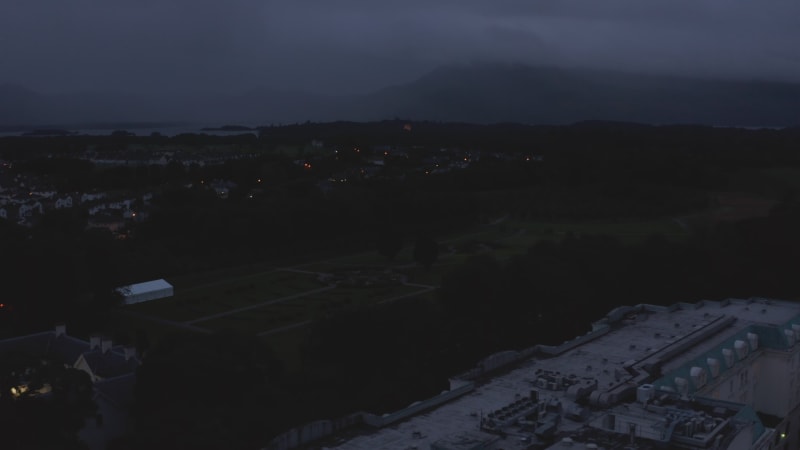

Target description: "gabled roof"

left=0, top=331, right=90, bottom=366
left=79, top=349, right=139, bottom=379
left=93, top=373, right=136, bottom=409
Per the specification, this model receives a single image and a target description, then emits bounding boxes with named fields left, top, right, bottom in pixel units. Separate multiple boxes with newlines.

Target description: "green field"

left=754, top=167, right=800, bottom=195
left=196, top=284, right=425, bottom=334
left=104, top=310, right=199, bottom=343
left=123, top=270, right=322, bottom=322
left=105, top=216, right=692, bottom=373
left=302, top=218, right=686, bottom=282
left=166, top=262, right=278, bottom=289
left=113, top=216, right=686, bottom=353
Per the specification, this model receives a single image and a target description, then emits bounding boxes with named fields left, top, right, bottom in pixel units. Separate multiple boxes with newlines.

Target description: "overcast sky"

left=2, top=0, right=799, bottom=95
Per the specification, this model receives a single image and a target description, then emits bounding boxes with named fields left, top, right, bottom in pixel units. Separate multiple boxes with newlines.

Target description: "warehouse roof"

left=117, top=279, right=172, bottom=296
left=328, top=298, right=800, bottom=450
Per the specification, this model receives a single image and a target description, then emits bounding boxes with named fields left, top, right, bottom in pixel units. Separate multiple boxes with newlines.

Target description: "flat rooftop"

left=117, top=278, right=173, bottom=296
left=328, top=298, right=800, bottom=450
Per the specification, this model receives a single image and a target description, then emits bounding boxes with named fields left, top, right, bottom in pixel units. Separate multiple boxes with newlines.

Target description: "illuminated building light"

left=10, top=385, right=29, bottom=398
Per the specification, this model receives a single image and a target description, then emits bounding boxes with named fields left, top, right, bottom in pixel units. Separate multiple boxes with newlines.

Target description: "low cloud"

left=2, top=0, right=798, bottom=94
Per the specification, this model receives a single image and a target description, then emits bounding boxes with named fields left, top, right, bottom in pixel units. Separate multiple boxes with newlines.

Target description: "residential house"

left=0, top=325, right=139, bottom=450
left=81, top=192, right=108, bottom=204
left=81, top=373, right=136, bottom=450
left=55, top=195, right=75, bottom=209
left=87, top=211, right=126, bottom=233
left=18, top=201, right=43, bottom=218
left=210, top=180, right=237, bottom=199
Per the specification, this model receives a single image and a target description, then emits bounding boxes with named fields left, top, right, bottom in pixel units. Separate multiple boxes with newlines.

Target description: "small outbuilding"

left=116, top=279, right=174, bottom=305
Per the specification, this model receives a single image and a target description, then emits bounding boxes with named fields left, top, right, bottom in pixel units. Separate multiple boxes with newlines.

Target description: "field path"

left=120, top=310, right=213, bottom=334
left=185, top=285, right=336, bottom=325
left=256, top=320, right=313, bottom=337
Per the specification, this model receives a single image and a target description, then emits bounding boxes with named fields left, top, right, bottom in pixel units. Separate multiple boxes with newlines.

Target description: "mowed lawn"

left=123, top=270, right=322, bottom=322
left=196, top=284, right=425, bottom=335
left=302, top=218, right=686, bottom=286
left=119, top=217, right=684, bottom=336
left=495, top=218, right=686, bottom=250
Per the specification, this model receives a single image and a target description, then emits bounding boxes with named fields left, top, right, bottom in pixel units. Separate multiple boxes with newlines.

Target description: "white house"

left=81, top=192, right=107, bottom=203
left=0, top=325, right=139, bottom=450
left=55, top=196, right=74, bottom=209
left=18, top=201, right=43, bottom=218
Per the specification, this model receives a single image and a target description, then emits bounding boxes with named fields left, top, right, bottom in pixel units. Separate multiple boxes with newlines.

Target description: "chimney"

left=123, top=346, right=136, bottom=361
left=90, top=335, right=102, bottom=350
left=101, top=337, right=113, bottom=354
left=54, top=323, right=66, bottom=337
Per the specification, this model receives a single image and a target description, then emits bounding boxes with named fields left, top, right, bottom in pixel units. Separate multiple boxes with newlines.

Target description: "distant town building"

left=87, top=212, right=126, bottom=233
left=81, top=192, right=108, bottom=203
left=209, top=180, right=237, bottom=199
left=55, top=196, right=74, bottom=209
left=18, top=201, right=43, bottom=218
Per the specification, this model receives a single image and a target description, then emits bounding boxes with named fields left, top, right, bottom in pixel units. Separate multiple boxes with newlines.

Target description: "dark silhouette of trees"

left=0, top=209, right=124, bottom=337
left=377, top=229, right=404, bottom=260
left=130, top=332, right=284, bottom=450
left=0, top=353, right=96, bottom=450
left=413, top=234, right=439, bottom=269
left=299, top=299, right=454, bottom=415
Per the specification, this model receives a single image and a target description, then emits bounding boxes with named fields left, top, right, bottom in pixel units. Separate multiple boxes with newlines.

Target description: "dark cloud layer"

left=2, top=0, right=799, bottom=94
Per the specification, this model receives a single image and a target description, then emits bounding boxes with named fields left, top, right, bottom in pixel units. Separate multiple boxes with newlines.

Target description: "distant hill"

left=354, top=64, right=800, bottom=127
left=2, top=64, right=799, bottom=127
left=0, top=86, right=345, bottom=127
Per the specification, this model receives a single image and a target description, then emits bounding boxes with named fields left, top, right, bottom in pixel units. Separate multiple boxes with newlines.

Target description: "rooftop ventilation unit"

left=707, top=358, right=720, bottom=378
left=722, top=348, right=734, bottom=368
left=637, top=384, right=655, bottom=404
left=674, top=377, right=689, bottom=396
left=747, top=332, right=759, bottom=351
left=734, top=340, right=748, bottom=360
left=786, top=329, right=796, bottom=347
left=690, top=367, right=707, bottom=388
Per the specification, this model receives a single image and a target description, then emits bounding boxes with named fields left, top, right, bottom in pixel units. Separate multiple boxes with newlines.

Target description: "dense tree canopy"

left=126, top=332, right=284, bottom=450
left=0, top=353, right=95, bottom=450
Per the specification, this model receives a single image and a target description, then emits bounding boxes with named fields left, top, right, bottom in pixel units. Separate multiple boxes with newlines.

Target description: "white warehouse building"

left=116, top=279, right=174, bottom=305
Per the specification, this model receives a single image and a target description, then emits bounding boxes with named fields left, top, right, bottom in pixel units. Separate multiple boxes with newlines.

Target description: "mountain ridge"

left=2, top=64, right=799, bottom=127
